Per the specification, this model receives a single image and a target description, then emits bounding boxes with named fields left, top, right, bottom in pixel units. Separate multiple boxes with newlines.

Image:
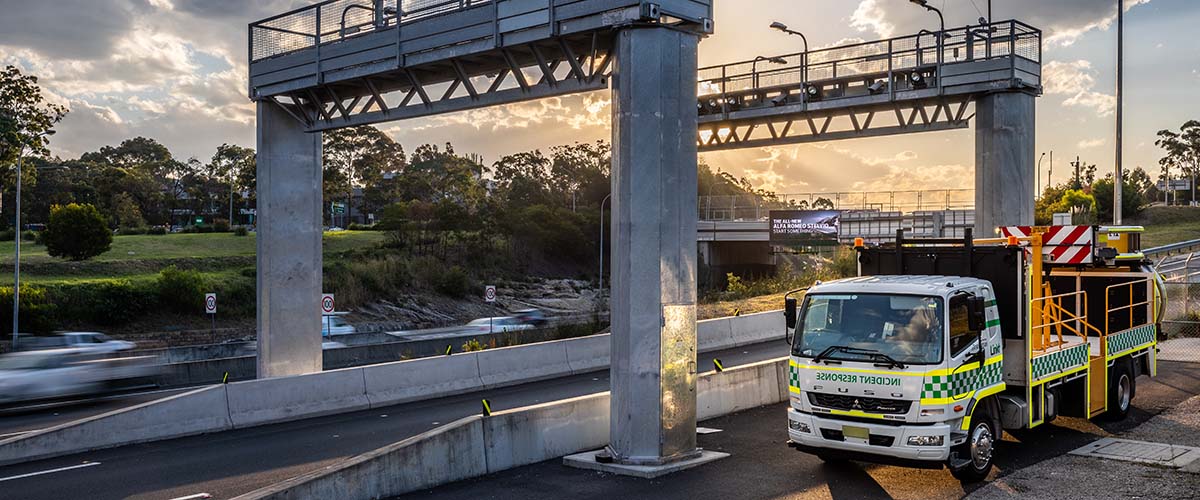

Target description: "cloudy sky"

left=2, top=0, right=1198, bottom=195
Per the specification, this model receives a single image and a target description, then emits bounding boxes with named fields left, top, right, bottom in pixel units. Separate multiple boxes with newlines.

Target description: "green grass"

left=0, top=231, right=387, bottom=284
left=1130, top=206, right=1200, bottom=249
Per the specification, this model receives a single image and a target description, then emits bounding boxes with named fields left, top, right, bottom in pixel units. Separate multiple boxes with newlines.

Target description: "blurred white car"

left=321, top=315, right=357, bottom=336
left=466, top=317, right=536, bottom=334
left=0, top=349, right=107, bottom=403
left=322, top=341, right=347, bottom=350
left=20, top=332, right=135, bottom=353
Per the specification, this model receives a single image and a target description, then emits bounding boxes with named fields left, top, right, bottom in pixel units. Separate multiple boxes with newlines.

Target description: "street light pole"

left=599, top=194, right=611, bottom=301
left=1114, top=0, right=1125, bottom=224
left=769, top=22, right=808, bottom=88
left=909, top=0, right=945, bottom=94
left=12, top=152, right=23, bottom=350
left=1037, top=152, right=1046, bottom=199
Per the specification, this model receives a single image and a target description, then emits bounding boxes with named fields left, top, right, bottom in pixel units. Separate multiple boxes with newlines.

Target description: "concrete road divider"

left=476, top=341, right=571, bottom=388
left=482, top=393, right=610, bottom=472
left=563, top=334, right=611, bottom=374
left=729, top=310, right=785, bottom=347
left=232, top=416, right=488, bottom=500
left=697, top=317, right=735, bottom=352
left=226, top=368, right=369, bottom=428
left=0, top=385, right=232, bottom=467
left=233, top=358, right=790, bottom=500
left=363, top=352, right=483, bottom=408
left=697, top=358, right=786, bottom=421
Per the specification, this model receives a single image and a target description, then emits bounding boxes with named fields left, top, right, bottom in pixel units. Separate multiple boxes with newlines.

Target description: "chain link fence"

left=1161, top=278, right=1200, bottom=363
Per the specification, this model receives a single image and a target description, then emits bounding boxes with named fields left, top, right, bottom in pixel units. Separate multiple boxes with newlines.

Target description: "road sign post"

left=205, top=293, right=217, bottom=333
left=321, top=293, right=335, bottom=338
left=484, top=286, right=496, bottom=333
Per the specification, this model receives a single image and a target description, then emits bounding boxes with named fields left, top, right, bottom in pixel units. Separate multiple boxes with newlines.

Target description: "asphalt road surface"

left=0, top=340, right=791, bottom=500
left=398, top=361, right=1200, bottom=500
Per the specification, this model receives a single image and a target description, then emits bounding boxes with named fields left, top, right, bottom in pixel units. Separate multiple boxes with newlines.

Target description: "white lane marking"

left=0, top=462, right=101, bottom=483
left=167, top=494, right=212, bottom=500
left=0, top=429, right=42, bottom=439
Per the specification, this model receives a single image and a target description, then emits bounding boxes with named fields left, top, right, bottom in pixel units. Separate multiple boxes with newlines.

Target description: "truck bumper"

left=787, top=407, right=952, bottom=463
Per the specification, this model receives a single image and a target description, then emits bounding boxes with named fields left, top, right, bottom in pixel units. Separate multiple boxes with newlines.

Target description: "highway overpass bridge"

left=244, top=0, right=1039, bottom=474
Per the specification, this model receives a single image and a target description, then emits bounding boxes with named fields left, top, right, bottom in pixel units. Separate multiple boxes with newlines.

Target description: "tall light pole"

left=1114, top=0, right=1125, bottom=224
left=910, top=0, right=945, bottom=93
left=769, top=22, right=808, bottom=86
left=1037, top=152, right=1046, bottom=198
left=12, top=130, right=54, bottom=350
left=599, top=193, right=611, bottom=301
left=750, top=56, right=788, bottom=89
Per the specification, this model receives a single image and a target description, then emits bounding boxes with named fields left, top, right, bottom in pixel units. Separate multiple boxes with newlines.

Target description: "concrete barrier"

left=226, top=368, right=369, bottom=428
left=231, top=416, right=488, bottom=500
left=697, top=358, right=787, bottom=421
left=0, top=385, right=232, bottom=467
left=233, top=358, right=791, bottom=500
left=363, top=352, right=483, bottom=408
left=729, top=310, right=785, bottom=347
left=476, top=340, right=571, bottom=388
left=563, top=334, right=611, bottom=374
left=697, top=316, right=735, bottom=352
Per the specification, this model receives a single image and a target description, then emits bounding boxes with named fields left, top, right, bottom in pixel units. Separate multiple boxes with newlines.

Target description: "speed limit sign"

left=205, top=293, right=217, bottom=314
left=321, top=293, right=336, bottom=315
left=484, top=285, right=497, bottom=303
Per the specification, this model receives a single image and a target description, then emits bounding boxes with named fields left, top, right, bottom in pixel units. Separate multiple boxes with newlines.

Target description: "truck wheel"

left=1105, top=361, right=1135, bottom=420
left=950, top=406, right=996, bottom=483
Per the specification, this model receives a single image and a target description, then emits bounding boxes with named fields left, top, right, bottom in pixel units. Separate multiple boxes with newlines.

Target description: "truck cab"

left=785, top=276, right=1003, bottom=480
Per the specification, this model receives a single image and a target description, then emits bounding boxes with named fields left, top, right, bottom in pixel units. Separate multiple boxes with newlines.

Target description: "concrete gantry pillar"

left=607, top=26, right=701, bottom=465
left=255, top=101, right=324, bottom=378
left=975, top=91, right=1036, bottom=235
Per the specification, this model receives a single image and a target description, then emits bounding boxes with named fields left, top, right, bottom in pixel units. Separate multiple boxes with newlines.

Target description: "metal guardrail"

left=698, top=190, right=974, bottom=221
left=1144, top=238, right=1200, bottom=258
left=250, top=0, right=492, bottom=62
left=697, top=19, right=1040, bottom=104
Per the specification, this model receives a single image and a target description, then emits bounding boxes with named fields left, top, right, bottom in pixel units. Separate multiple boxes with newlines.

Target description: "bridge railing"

left=697, top=19, right=1040, bottom=100
left=250, top=0, right=493, bottom=63
left=698, top=189, right=974, bottom=221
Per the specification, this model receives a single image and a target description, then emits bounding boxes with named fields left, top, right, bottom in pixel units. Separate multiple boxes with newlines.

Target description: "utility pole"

left=1114, top=0, right=1125, bottom=224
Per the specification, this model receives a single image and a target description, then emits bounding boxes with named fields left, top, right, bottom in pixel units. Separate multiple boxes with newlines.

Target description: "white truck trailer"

left=783, top=226, right=1161, bottom=482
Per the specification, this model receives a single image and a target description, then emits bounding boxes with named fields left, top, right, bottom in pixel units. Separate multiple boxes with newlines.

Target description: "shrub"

left=347, top=223, right=375, bottom=231
left=147, top=226, right=167, bottom=235
left=0, top=285, right=57, bottom=334
left=433, top=265, right=472, bottom=298
left=461, top=339, right=486, bottom=352
left=157, top=265, right=208, bottom=313
left=21, top=230, right=36, bottom=242
left=0, top=229, right=14, bottom=242
left=234, top=225, right=249, bottom=236
left=49, top=279, right=153, bottom=326
left=240, top=267, right=256, bottom=278
left=120, top=226, right=148, bottom=235
left=44, top=203, right=113, bottom=261
left=213, top=219, right=231, bottom=233
left=725, top=273, right=749, bottom=295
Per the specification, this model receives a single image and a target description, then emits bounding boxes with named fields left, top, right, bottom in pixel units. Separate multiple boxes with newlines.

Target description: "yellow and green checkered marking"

left=1108, top=324, right=1156, bottom=358
left=788, top=360, right=802, bottom=394
left=1031, top=343, right=1088, bottom=381
left=921, top=358, right=1003, bottom=400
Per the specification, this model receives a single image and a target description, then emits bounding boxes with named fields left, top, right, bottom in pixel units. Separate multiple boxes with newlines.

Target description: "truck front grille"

left=809, top=393, right=912, bottom=415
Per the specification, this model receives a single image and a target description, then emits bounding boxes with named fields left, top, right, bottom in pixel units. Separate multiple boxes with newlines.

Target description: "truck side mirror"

left=967, top=296, right=987, bottom=332
left=785, top=298, right=798, bottom=330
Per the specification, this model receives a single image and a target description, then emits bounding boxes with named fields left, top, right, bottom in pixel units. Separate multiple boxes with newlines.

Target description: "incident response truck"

left=782, top=225, right=1163, bottom=482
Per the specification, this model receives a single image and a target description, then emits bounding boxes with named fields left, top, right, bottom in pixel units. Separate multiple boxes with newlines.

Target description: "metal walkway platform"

left=248, top=0, right=712, bottom=132
left=696, top=20, right=1041, bottom=151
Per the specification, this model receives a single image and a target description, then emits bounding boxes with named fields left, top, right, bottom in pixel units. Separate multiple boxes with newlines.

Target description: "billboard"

left=769, top=210, right=841, bottom=244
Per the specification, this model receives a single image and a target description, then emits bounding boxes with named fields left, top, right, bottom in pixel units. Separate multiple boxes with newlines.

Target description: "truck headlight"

left=907, top=435, right=944, bottom=447
left=920, top=408, right=944, bottom=416
left=789, top=420, right=810, bottom=433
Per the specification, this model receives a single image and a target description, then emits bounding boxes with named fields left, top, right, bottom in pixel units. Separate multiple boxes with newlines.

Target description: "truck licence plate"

left=843, top=426, right=869, bottom=440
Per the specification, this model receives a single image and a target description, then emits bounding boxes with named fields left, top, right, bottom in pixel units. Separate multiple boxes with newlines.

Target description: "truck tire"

left=950, top=404, right=997, bottom=483
left=1105, top=360, right=1135, bottom=420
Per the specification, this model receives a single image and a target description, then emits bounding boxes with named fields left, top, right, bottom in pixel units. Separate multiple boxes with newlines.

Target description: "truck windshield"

left=793, top=294, right=944, bottom=365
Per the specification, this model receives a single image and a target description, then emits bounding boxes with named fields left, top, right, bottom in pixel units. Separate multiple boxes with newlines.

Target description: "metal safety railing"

left=250, top=0, right=493, bottom=63
left=698, top=189, right=974, bottom=221
left=1105, top=278, right=1154, bottom=334
left=1031, top=289, right=1102, bottom=352
left=697, top=19, right=1040, bottom=101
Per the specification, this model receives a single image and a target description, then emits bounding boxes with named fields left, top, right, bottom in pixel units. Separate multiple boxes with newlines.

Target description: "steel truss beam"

left=697, top=96, right=973, bottom=152
left=268, top=38, right=614, bottom=133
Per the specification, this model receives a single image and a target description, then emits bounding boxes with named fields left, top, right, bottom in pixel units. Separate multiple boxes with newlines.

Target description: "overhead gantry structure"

left=250, top=0, right=713, bottom=471
left=696, top=20, right=1042, bottom=233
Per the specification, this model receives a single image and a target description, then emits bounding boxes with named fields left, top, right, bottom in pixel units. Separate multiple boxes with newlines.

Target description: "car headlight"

left=907, top=435, right=944, bottom=447
left=789, top=420, right=810, bottom=433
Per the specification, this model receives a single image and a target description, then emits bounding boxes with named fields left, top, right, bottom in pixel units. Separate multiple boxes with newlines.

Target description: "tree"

left=324, top=126, right=404, bottom=225
left=812, top=197, right=835, bottom=210
left=1045, top=189, right=1098, bottom=224
left=44, top=203, right=112, bottom=261
left=110, top=192, right=145, bottom=229
left=1092, top=174, right=1145, bottom=223
left=209, top=144, right=256, bottom=224
left=1, top=66, right=67, bottom=228
left=1155, top=120, right=1200, bottom=204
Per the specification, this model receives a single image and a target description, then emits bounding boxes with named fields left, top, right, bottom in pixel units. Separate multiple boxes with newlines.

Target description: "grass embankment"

left=1131, top=206, right=1200, bottom=249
